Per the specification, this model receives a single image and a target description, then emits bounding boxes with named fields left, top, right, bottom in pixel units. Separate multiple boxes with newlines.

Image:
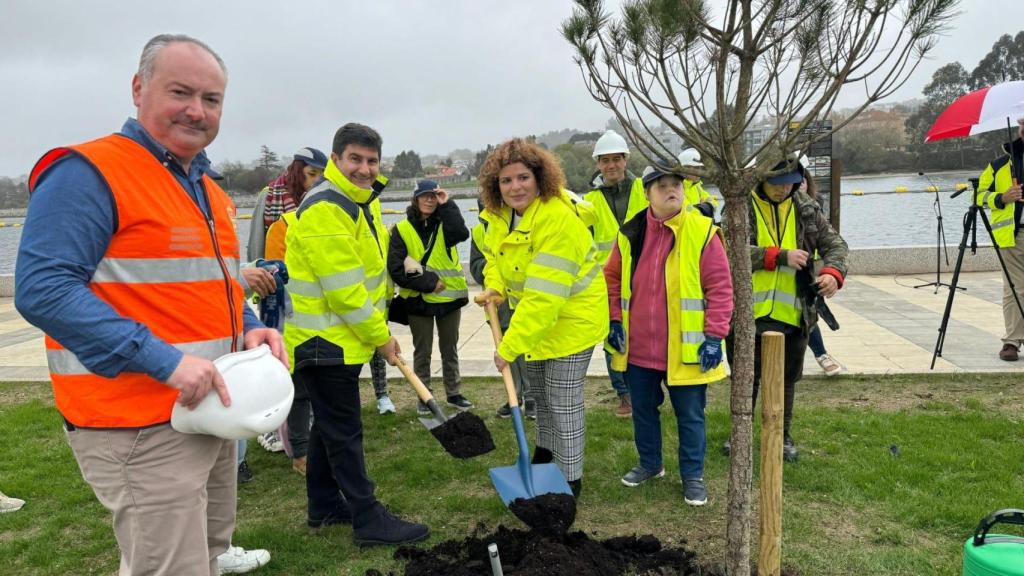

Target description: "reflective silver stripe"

left=93, top=257, right=239, bottom=283
left=681, top=332, right=706, bottom=345
left=595, top=241, right=613, bottom=252
left=753, top=291, right=773, bottom=303
left=621, top=297, right=630, bottom=311
left=777, top=265, right=797, bottom=275
left=288, top=277, right=323, bottom=298
left=508, top=295, right=521, bottom=308
left=321, top=267, right=365, bottom=291
left=47, top=337, right=234, bottom=376
left=365, top=272, right=386, bottom=291
left=289, top=310, right=340, bottom=331
left=508, top=279, right=525, bottom=291
left=524, top=276, right=571, bottom=298
left=339, top=301, right=375, bottom=324
left=774, top=291, right=802, bottom=309
left=992, top=219, right=1014, bottom=230
left=437, top=288, right=470, bottom=299
left=680, top=298, right=705, bottom=311
left=374, top=296, right=387, bottom=311
left=570, top=264, right=600, bottom=296
left=427, top=267, right=464, bottom=278
left=532, top=252, right=581, bottom=276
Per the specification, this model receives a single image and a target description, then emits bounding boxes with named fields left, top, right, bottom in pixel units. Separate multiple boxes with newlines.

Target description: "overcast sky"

left=2, top=1, right=1021, bottom=176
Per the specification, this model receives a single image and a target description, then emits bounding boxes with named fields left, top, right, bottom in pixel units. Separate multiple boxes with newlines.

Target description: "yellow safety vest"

left=472, top=221, right=488, bottom=261
left=584, top=177, right=649, bottom=265
left=611, top=209, right=726, bottom=385
left=751, top=192, right=802, bottom=327
left=284, top=164, right=391, bottom=368
left=482, top=190, right=608, bottom=362
left=976, top=156, right=1018, bottom=248
left=395, top=219, right=468, bottom=303
left=684, top=180, right=718, bottom=210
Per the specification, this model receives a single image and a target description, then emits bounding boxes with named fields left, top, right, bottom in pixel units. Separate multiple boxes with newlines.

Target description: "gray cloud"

left=2, top=0, right=1021, bottom=176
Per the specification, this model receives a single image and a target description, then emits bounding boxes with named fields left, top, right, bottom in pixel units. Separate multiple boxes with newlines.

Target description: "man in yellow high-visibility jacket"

left=975, top=117, right=1024, bottom=361
left=284, top=123, right=428, bottom=547
left=584, top=130, right=648, bottom=418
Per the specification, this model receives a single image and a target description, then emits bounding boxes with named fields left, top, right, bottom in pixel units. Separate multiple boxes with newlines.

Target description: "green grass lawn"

left=1, top=373, right=1022, bottom=575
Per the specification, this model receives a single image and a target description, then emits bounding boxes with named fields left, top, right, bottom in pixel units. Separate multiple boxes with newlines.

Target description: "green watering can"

left=963, top=509, right=1024, bottom=576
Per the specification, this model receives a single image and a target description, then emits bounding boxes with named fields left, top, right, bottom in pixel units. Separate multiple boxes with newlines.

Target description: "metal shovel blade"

left=490, top=405, right=573, bottom=506
left=418, top=398, right=448, bottom=431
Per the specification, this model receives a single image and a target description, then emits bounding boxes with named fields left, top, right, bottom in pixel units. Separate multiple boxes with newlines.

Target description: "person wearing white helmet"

left=676, top=148, right=719, bottom=219
left=585, top=129, right=650, bottom=418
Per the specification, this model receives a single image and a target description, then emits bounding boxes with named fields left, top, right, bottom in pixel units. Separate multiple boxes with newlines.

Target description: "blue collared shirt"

left=15, top=118, right=261, bottom=382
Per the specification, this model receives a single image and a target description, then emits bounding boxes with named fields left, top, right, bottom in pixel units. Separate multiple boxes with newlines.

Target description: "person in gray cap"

left=388, top=180, right=473, bottom=412
left=723, top=158, right=848, bottom=462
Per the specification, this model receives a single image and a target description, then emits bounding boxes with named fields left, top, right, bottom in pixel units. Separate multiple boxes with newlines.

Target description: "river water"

left=0, top=172, right=984, bottom=274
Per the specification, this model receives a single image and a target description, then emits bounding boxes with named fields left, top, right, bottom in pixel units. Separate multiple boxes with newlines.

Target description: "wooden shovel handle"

left=485, top=301, right=520, bottom=409
left=395, top=356, right=434, bottom=404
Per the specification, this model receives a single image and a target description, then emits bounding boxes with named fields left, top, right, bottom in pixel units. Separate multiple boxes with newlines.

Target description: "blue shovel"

left=484, top=301, right=573, bottom=505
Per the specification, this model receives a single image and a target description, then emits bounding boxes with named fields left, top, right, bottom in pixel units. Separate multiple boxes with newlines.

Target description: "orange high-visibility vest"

left=28, top=134, right=244, bottom=428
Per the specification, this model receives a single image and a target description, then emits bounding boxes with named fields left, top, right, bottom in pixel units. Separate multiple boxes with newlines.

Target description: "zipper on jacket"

left=202, top=188, right=239, bottom=352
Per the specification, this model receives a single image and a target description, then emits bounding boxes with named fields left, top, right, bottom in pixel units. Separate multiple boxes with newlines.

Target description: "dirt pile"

left=388, top=524, right=716, bottom=576
left=507, top=493, right=576, bottom=536
left=430, top=411, right=495, bottom=459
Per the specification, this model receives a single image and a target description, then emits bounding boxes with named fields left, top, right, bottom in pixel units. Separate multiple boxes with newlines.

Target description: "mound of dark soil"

left=508, top=493, right=576, bottom=536
left=431, top=411, right=495, bottom=459
left=390, top=524, right=716, bottom=576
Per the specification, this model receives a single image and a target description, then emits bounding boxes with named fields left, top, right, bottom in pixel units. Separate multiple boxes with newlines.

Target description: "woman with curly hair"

left=477, top=138, right=608, bottom=497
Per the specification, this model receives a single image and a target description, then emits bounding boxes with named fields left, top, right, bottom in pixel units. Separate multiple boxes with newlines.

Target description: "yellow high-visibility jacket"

left=976, top=154, right=1019, bottom=248
left=584, top=177, right=649, bottom=265
left=483, top=190, right=608, bottom=362
left=284, top=162, right=391, bottom=369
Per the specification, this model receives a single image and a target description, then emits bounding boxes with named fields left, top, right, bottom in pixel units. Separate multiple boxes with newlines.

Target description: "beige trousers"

left=1001, top=239, right=1024, bottom=345
left=66, top=423, right=236, bottom=576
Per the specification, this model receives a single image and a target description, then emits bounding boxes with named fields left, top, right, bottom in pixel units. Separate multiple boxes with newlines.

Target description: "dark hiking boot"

left=1000, top=343, right=1019, bottom=361
left=308, top=502, right=353, bottom=528
left=353, top=508, right=429, bottom=547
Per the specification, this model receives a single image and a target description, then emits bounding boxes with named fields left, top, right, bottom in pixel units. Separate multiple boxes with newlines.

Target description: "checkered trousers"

left=526, top=347, right=594, bottom=482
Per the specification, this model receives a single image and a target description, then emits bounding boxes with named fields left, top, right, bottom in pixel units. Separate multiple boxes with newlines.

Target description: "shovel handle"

left=395, top=356, right=434, bottom=404
left=485, top=302, right=520, bottom=409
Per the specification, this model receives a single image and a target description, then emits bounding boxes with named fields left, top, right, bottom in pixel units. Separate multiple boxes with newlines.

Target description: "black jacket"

left=387, top=200, right=469, bottom=317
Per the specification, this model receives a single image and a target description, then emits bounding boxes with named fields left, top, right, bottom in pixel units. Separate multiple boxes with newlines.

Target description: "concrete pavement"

left=0, top=271, right=1021, bottom=383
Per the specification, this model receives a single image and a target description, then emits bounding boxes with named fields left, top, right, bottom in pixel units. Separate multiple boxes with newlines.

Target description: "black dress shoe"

left=353, top=508, right=429, bottom=547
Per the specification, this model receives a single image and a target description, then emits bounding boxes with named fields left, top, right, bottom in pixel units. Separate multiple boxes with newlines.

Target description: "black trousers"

left=727, top=323, right=807, bottom=436
left=297, top=363, right=382, bottom=527
left=285, top=373, right=310, bottom=459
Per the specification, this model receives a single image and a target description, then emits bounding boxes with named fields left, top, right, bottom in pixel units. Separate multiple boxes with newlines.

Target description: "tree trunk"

left=720, top=180, right=755, bottom=576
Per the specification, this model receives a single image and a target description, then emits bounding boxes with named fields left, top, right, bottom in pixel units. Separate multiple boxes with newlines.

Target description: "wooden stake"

left=758, top=331, right=785, bottom=576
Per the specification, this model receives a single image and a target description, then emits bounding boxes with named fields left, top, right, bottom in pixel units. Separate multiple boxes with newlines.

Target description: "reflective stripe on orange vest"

left=29, top=134, right=244, bottom=428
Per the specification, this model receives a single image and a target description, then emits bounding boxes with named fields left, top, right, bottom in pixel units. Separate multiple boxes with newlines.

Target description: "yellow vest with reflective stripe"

left=976, top=158, right=1017, bottom=248
left=482, top=190, right=608, bottom=362
left=471, top=222, right=487, bottom=258
left=611, top=210, right=726, bottom=385
left=684, top=180, right=718, bottom=210
left=284, top=169, right=391, bottom=368
left=751, top=193, right=802, bottom=327
left=584, top=177, right=649, bottom=265
left=395, top=219, right=468, bottom=303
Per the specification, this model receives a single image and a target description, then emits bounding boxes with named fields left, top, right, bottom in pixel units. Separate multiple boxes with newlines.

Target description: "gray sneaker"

left=620, top=465, right=665, bottom=487
left=683, top=478, right=708, bottom=506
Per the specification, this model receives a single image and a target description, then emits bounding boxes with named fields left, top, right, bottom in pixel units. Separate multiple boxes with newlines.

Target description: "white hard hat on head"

left=593, top=130, right=630, bottom=158
left=678, top=148, right=703, bottom=168
left=171, top=344, right=294, bottom=440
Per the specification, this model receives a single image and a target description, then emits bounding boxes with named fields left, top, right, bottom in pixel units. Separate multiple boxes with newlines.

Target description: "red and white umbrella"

left=925, top=80, right=1024, bottom=142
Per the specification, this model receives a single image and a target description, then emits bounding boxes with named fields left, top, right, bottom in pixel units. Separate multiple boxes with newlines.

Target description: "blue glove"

left=697, top=336, right=723, bottom=373
left=256, top=260, right=289, bottom=329
left=607, top=321, right=626, bottom=354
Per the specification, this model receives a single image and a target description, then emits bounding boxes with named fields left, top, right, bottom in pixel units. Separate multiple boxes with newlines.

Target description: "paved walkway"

left=1, top=271, right=1021, bottom=382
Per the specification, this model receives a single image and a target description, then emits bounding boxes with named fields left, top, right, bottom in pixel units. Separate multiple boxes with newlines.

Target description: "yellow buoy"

left=852, top=190, right=864, bottom=196
left=895, top=186, right=908, bottom=193
left=382, top=208, right=404, bottom=215
left=956, top=182, right=969, bottom=191
left=926, top=185, right=938, bottom=192
left=0, top=222, right=6, bottom=228
left=236, top=213, right=253, bottom=220
left=12, top=222, right=22, bottom=227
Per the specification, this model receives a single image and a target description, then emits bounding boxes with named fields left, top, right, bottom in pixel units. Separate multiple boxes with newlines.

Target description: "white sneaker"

left=256, top=431, right=283, bottom=453
left=816, top=353, right=843, bottom=377
left=217, top=545, right=271, bottom=575
left=0, top=492, right=25, bottom=513
left=377, top=395, right=396, bottom=415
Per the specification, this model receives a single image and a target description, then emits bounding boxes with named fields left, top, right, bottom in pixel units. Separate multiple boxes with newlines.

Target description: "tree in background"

left=258, top=145, right=280, bottom=172
left=969, top=32, right=1024, bottom=89
left=553, top=142, right=648, bottom=193
left=470, top=144, right=495, bottom=177
left=393, top=150, right=423, bottom=178
left=563, top=1, right=959, bottom=573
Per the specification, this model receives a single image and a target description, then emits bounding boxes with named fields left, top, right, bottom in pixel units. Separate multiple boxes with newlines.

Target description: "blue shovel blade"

left=490, top=462, right=573, bottom=506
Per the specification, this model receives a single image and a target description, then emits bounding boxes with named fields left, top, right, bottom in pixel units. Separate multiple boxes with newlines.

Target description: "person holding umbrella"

left=975, top=116, right=1024, bottom=361
left=477, top=138, right=608, bottom=497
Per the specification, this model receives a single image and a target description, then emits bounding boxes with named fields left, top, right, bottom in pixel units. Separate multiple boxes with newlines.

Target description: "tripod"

left=914, top=175, right=962, bottom=293
left=931, top=194, right=1024, bottom=369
